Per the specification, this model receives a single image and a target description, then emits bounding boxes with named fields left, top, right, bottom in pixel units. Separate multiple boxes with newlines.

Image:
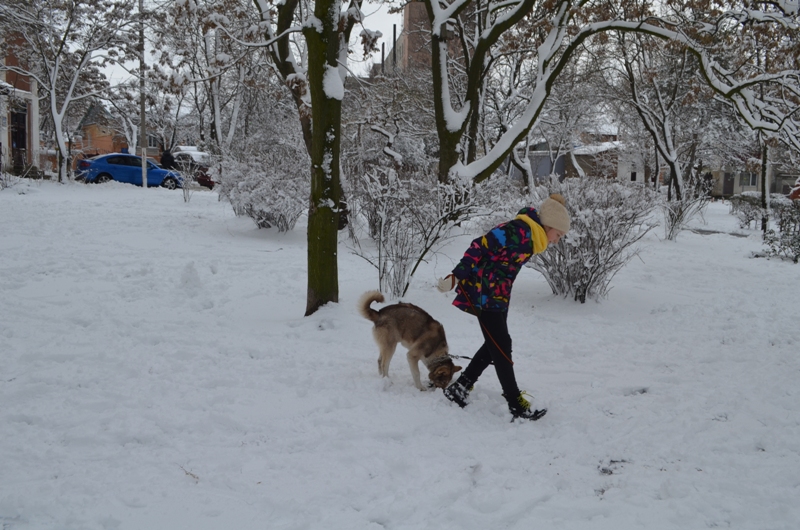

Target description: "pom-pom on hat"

left=537, top=193, right=571, bottom=233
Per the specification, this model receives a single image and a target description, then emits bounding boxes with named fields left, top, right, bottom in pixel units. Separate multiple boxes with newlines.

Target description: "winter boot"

left=443, top=375, right=474, bottom=408
left=506, top=392, right=547, bottom=421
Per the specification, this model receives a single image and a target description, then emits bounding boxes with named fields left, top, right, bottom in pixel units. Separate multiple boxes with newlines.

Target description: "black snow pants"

left=461, top=310, right=520, bottom=400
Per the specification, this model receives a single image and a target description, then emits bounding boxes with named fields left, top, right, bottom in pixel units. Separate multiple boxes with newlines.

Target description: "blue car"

left=77, top=153, right=183, bottom=189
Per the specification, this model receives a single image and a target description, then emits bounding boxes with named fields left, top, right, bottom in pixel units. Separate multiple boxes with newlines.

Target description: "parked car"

left=172, top=148, right=215, bottom=189
left=76, top=154, right=183, bottom=189
left=790, top=177, right=800, bottom=201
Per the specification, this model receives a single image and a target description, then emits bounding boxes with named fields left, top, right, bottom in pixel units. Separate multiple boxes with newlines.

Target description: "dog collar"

left=427, top=356, right=453, bottom=368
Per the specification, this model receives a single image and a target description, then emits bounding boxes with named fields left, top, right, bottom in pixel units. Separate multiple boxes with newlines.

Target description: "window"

left=630, top=171, right=637, bottom=182
left=147, top=135, right=160, bottom=148
left=740, top=172, right=757, bottom=187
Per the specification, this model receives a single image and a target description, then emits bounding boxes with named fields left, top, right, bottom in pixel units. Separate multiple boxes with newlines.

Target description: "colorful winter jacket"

left=451, top=207, right=548, bottom=314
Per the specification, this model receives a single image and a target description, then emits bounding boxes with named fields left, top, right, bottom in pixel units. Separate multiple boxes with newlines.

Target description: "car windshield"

left=184, top=152, right=211, bottom=165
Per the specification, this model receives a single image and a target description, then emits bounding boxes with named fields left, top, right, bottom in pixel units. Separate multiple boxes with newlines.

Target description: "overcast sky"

left=103, top=3, right=402, bottom=85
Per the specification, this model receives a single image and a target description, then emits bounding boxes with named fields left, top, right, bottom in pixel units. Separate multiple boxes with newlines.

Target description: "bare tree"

left=102, top=78, right=182, bottom=155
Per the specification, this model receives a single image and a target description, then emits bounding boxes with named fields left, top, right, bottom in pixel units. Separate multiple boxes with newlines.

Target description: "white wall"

left=617, top=150, right=646, bottom=184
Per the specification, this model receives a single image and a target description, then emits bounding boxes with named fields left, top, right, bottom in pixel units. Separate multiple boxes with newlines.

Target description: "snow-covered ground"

left=1, top=180, right=798, bottom=530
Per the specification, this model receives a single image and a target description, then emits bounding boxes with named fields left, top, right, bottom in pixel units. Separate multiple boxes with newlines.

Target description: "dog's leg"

left=378, top=342, right=397, bottom=378
left=406, top=350, right=426, bottom=391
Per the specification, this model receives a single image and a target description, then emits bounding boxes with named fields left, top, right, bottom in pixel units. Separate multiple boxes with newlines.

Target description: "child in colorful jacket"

left=437, top=194, right=571, bottom=421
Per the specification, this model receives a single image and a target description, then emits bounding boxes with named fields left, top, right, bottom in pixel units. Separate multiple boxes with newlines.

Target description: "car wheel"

left=96, top=173, right=112, bottom=183
left=161, top=177, right=178, bottom=190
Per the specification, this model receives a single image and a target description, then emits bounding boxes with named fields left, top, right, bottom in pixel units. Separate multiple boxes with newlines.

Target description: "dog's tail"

left=358, top=290, right=384, bottom=322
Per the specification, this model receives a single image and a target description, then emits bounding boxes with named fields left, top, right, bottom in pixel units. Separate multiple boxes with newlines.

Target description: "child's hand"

left=437, top=274, right=456, bottom=292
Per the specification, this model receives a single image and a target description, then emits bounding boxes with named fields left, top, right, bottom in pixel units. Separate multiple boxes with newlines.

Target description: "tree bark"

left=760, top=140, right=769, bottom=234
left=430, top=36, right=463, bottom=184
left=303, top=0, right=343, bottom=315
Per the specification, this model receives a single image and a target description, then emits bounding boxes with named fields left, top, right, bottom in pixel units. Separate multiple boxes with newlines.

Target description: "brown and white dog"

left=358, top=291, right=461, bottom=391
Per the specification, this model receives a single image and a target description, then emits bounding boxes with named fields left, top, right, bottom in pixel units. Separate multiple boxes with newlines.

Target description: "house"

left=708, top=167, right=799, bottom=198
left=0, top=38, right=41, bottom=174
left=772, top=172, right=800, bottom=196
left=76, top=103, right=128, bottom=158
left=708, top=169, right=759, bottom=198
left=512, top=138, right=647, bottom=185
left=789, top=177, right=800, bottom=200
left=74, top=102, right=164, bottom=166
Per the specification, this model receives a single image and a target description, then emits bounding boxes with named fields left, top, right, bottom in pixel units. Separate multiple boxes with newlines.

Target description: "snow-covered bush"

left=762, top=197, right=800, bottom=263
left=661, top=179, right=711, bottom=240
left=728, top=192, right=799, bottom=232
left=341, top=71, right=474, bottom=296
left=216, top=145, right=309, bottom=232
left=763, top=228, right=800, bottom=263
left=0, top=171, right=18, bottom=190
left=730, top=192, right=765, bottom=229
left=528, top=177, right=658, bottom=303
left=662, top=195, right=709, bottom=240
left=771, top=196, right=800, bottom=234
left=350, top=168, right=478, bottom=298
left=736, top=202, right=764, bottom=229
left=471, top=177, right=532, bottom=233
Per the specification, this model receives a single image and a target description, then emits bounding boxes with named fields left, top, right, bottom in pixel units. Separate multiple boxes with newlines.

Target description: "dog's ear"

left=453, top=365, right=462, bottom=373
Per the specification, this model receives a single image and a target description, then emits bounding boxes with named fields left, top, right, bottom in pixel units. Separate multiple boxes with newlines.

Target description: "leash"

left=457, top=278, right=514, bottom=366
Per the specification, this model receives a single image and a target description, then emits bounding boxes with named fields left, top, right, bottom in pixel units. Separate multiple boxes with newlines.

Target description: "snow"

left=2, top=181, right=799, bottom=530
left=573, top=141, right=619, bottom=156
left=780, top=0, right=799, bottom=15
left=303, top=15, right=323, bottom=34
left=438, top=41, right=469, bottom=134
left=323, top=64, right=344, bottom=101
left=360, top=28, right=382, bottom=41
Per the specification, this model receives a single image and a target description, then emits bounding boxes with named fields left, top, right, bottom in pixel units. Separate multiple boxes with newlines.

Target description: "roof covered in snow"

left=573, top=141, right=620, bottom=156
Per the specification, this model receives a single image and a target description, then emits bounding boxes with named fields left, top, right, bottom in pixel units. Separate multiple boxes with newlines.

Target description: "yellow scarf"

left=514, top=214, right=548, bottom=255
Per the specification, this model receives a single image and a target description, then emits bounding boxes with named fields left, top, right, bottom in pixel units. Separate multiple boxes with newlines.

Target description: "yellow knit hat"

left=537, top=193, right=571, bottom=233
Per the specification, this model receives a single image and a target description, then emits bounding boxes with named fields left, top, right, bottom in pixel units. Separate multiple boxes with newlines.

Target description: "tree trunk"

left=666, top=162, right=682, bottom=201
left=303, top=0, right=343, bottom=316
left=431, top=37, right=463, bottom=184
left=760, top=140, right=769, bottom=234
left=653, top=145, right=660, bottom=191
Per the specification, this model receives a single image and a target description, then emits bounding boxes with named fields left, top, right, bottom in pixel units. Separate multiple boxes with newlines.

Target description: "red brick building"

left=1, top=37, right=41, bottom=173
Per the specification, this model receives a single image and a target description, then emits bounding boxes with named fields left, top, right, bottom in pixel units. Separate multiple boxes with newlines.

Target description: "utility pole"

left=139, top=0, right=147, bottom=188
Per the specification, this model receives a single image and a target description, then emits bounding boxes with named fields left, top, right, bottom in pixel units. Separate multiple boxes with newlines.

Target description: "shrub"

left=762, top=197, right=800, bottom=263
left=729, top=193, right=799, bottom=232
left=528, top=177, right=658, bottom=303
left=350, top=168, right=479, bottom=298
left=661, top=178, right=711, bottom=240
left=730, top=192, right=765, bottom=229
left=771, top=196, right=800, bottom=234
left=1, top=171, right=18, bottom=190
left=763, top=229, right=800, bottom=263
left=662, top=195, right=709, bottom=240
left=216, top=145, right=309, bottom=232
